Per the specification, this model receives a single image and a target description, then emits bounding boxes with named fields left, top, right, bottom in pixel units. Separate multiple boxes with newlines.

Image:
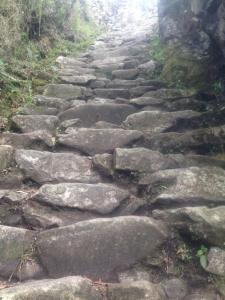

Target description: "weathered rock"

left=138, top=60, right=157, bottom=75
left=114, top=148, right=180, bottom=174
left=118, top=268, right=150, bottom=283
left=56, top=56, right=88, bottom=68
left=130, top=96, right=164, bottom=107
left=60, top=74, right=97, bottom=85
left=0, top=131, right=55, bottom=150
left=44, top=84, right=85, bottom=100
left=0, top=225, right=42, bottom=279
left=94, top=88, right=130, bottom=99
left=205, top=247, right=225, bottom=276
left=37, top=216, right=168, bottom=280
left=34, top=95, right=70, bottom=111
left=144, top=88, right=195, bottom=100
left=0, top=145, right=14, bottom=170
left=123, top=110, right=200, bottom=132
left=108, top=281, right=166, bottom=300
left=130, top=86, right=156, bottom=98
left=58, top=129, right=143, bottom=155
left=161, top=278, right=188, bottom=299
left=58, top=103, right=137, bottom=126
left=12, top=115, right=59, bottom=133
left=140, top=167, right=225, bottom=207
left=60, top=118, right=81, bottom=130
left=58, top=66, right=95, bottom=76
left=0, top=276, right=102, bottom=300
left=112, top=69, right=139, bottom=80
left=18, top=104, right=58, bottom=115
left=145, top=126, right=225, bottom=154
left=93, top=153, right=114, bottom=176
left=153, top=206, right=225, bottom=246
left=33, top=183, right=130, bottom=214
left=15, top=150, right=100, bottom=184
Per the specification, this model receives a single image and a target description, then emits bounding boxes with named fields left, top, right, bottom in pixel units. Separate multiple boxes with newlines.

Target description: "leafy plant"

left=196, top=245, right=208, bottom=269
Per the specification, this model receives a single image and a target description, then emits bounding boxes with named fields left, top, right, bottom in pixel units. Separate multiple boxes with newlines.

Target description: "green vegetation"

left=196, top=245, right=208, bottom=269
left=0, top=0, right=100, bottom=118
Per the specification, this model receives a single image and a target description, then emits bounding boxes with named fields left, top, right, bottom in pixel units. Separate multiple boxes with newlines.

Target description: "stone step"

left=59, top=74, right=97, bottom=85
left=33, top=95, right=70, bottom=111
left=58, top=103, right=137, bottom=126
left=58, top=128, right=143, bottom=155
left=56, top=56, right=89, bottom=68
left=15, top=150, right=100, bottom=184
left=37, top=216, right=168, bottom=281
left=18, top=104, right=58, bottom=115
left=144, top=125, right=225, bottom=155
left=12, top=115, right=59, bottom=133
left=140, top=166, right=225, bottom=208
left=112, top=68, right=139, bottom=80
left=43, top=84, right=87, bottom=100
left=58, top=66, right=95, bottom=76
left=0, top=277, right=104, bottom=299
left=0, top=131, right=54, bottom=150
left=123, top=110, right=200, bottom=133
left=153, top=206, right=225, bottom=249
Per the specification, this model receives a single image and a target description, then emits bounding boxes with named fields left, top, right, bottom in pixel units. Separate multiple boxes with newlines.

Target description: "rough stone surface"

left=12, top=115, right=59, bottom=133
left=107, top=281, right=166, bottom=300
left=58, top=129, right=143, bottom=155
left=123, top=110, right=200, bottom=132
left=0, top=276, right=102, bottom=300
left=33, top=183, right=130, bottom=214
left=140, top=167, right=225, bottom=207
left=0, top=145, right=14, bottom=170
left=94, top=88, right=130, bottom=99
left=60, top=74, right=96, bottom=85
left=37, top=216, right=168, bottom=280
left=58, top=103, right=137, bottom=126
left=44, top=84, right=85, bottom=100
left=15, top=150, right=100, bottom=184
left=0, top=225, right=42, bottom=279
left=112, top=69, right=139, bottom=80
left=205, top=247, right=225, bottom=276
left=0, top=131, right=55, bottom=149
left=153, top=206, right=225, bottom=247
left=93, top=153, right=114, bottom=176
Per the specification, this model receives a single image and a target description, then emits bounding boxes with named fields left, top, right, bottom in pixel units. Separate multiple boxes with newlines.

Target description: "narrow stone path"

left=0, top=21, right=224, bottom=299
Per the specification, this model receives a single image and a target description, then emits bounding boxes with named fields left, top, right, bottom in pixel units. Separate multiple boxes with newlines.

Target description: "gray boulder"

left=44, top=84, right=85, bottom=100
left=60, top=74, right=96, bottom=85
left=112, top=69, right=139, bottom=80
left=58, top=129, right=143, bottom=155
left=0, top=225, right=43, bottom=280
left=33, top=183, right=130, bottom=214
left=140, top=167, right=225, bottom=206
left=0, top=131, right=55, bottom=150
left=15, top=150, right=100, bottom=184
left=153, top=206, right=225, bottom=246
left=12, top=115, right=59, bottom=133
left=108, top=281, right=166, bottom=300
left=58, top=103, right=137, bottom=126
left=94, top=88, right=130, bottom=99
left=123, top=110, right=200, bottom=132
left=37, top=216, right=168, bottom=280
left=0, top=276, right=102, bottom=300
left=205, top=247, right=225, bottom=276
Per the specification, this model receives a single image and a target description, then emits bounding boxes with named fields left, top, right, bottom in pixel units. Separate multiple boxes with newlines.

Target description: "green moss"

left=161, top=43, right=216, bottom=91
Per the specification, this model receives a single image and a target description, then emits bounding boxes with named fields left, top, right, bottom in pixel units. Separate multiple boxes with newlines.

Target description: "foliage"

left=196, top=245, right=208, bottom=269
left=149, top=36, right=166, bottom=65
left=212, top=80, right=225, bottom=95
left=0, top=0, right=99, bottom=118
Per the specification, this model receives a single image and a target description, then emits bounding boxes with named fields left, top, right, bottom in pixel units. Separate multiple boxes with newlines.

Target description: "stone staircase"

left=0, top=22, right=224, bottom=300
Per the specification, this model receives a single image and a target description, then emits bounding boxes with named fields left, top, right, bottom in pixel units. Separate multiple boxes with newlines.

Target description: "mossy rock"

left=161, top=44, right=217, bottom=91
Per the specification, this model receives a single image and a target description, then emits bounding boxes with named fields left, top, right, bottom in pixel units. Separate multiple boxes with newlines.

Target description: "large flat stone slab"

left=0, top=145, right=14, bottom=171
left=58, top=129, right=143, bottom=155
left=60, top=74, right=97, bottom=85
left=37, top=216, right=168, bottom=280
left=140, top=167, right=225, bottom=207
left=153, top=206, right=225, bottom=247
left=34, top=95, right=70, bottom=110
left=12, top=115, right=59, bottom=133
left=0, top=131, right=54, bottom=150
left=112, top=69, right=139, bottom=80
left=15, top=150, right=100, bottom=184
left=58, top=103, right=137, bottom=126
left=0, top=276, right=102, bottom=300
left=33, top=183, right=130, bottom=214
left=44, top=84, right=85, bottom=100
left=123, top=110, right=200, bottom=132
